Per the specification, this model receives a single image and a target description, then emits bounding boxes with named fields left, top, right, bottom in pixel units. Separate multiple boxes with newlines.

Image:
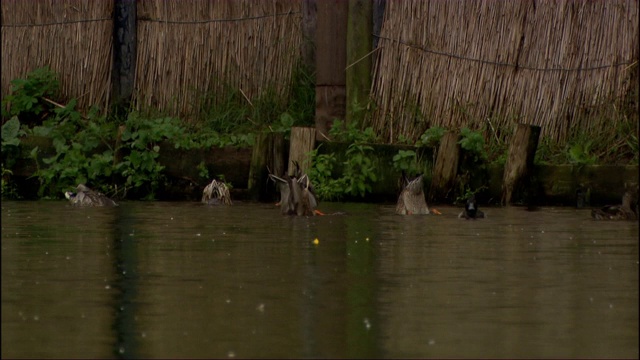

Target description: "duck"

left=458, top=195, right=485, bottom=219
left=202, top=179, right=232, bottom=205
left=591, top=191, right=637, bottom=220
left=64, top=184, right=118, bottom=207
left=269, top=172, right=319, bottom=216
left=396, top=173, right=430, bottom=215
left=269, top=162, right=320, bottom=216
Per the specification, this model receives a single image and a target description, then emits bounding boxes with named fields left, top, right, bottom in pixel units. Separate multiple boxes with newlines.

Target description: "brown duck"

left=591, top=191, right=637, bottom=220
left=269, top=172, right=319, bottom=216
left=202, top=179, right=232, bottom=205
left=64, top=184, right=118, bottom=207
left=396, top=174, right=430, bottom=215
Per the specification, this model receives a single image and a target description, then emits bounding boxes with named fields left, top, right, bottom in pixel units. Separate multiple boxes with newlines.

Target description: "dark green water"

left=2, top=201, right=638, bottom=358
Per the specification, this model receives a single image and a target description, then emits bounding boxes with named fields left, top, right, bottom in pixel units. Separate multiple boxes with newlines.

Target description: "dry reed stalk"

left=370, top=0, right=639, bottom=146
left=1, top=0, right=113, bottom=113
left=134, top=0, right=302, bottom=122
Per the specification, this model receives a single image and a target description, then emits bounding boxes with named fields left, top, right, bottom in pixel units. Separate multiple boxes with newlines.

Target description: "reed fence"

left=134, top=0, right=302, bottom=122
left=1, top=0, right=114, bottom=112
left=3, top=0, right=637, bottom=148
left=369, top=0, right=639, bottom=144
left=1, top=0, right=302, bottom=122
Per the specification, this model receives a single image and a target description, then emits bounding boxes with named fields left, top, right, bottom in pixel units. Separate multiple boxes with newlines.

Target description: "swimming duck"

left=396, top=174, right=430, bottom=215
left=202, top=179, right=232, bottom=205
left=458, top=195, right=485, bottom=219
left=64, top=184, right=118, bottom=207
left=591, top=191, right=637, bottom=220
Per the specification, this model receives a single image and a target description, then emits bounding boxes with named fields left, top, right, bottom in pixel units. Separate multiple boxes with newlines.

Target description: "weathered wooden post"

left=346, top=0, right=372, bottom=128
left=301, top=0, right=317, bottom=74
left=248, top=132, right=286, bottom=202
left=501, top=123, right=542, bottom=205
left=372, top=0, right=386, bottom=48
left=111, top=0, right=136, bottom=116
left=315, top=0, right=348, bottom=140
left=428, top=131, right=460, bottom=202
left=288, top=127, right=317, bottom=175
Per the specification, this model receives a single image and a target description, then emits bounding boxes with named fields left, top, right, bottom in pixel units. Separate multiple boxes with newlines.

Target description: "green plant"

left=342, top=143, right=378, bottom=197
left=306, top=143, right=378, bottom=200
left=459, top=127, right=487, bottom=162
left=417, top=126, right=446, bottom=148
left=2, top=67, right=60, bottom=121
left=269, top=112, right=295, bottom=134
left=392, top=149, right=419, bottom=174
left=197, top=161, right=210, bottom=180
left=453, top=127, right=490, bottom=203
left=2, top=116, right=26, bottom=169
left=567, top=139, right=597, bottom=165
left=480, top=117, right=509, bottom=165
left=305, top=147, right=346, bottom=201
left=26, top=96, right=193, bottom=200
left=116, top=113, right=187, bottom=199
left=454, top=184, right=488, bottom=205
left=30, top=101, right=117, bottom=197
left=395, top=134, right=412, bottom=145
left=329, top=119, right=379, bottom=143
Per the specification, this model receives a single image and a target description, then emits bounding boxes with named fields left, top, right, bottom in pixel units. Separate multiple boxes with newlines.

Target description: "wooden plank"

left=502, top=123, right=542, bottom=205
left=428, top=131, right=460, bottom=202
left=315, top=0, right=348, bottom=86
left=248, top=132, right=286, bottom=201
left=288, top=127, right=317, bottom=176
left=301, top=0, right=317, bottom=73
left=111, top=0, right=137, bottom=114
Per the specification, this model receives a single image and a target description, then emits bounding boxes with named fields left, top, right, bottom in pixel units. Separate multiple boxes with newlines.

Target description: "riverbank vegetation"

left=2, top=67, right=638, bottom=201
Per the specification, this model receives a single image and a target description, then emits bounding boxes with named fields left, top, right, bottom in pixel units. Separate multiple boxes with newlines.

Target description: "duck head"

left=459, top=195, right=485, bottom=219
left=465, top=195, right=478, bottom=217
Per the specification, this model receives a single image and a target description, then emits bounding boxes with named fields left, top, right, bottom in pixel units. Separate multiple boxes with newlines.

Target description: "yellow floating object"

left=313, top=238, right=319, bottom=245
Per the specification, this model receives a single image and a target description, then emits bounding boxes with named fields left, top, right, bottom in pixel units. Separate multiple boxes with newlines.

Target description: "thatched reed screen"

left=370, top=0, right=639, bottom=144
left=1, top=0, right=114, bottom=112
left=135, top=0, right=302, bottom=121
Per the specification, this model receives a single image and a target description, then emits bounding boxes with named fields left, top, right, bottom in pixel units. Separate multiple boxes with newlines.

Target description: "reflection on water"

left=1, top=201, right=638, bottom=358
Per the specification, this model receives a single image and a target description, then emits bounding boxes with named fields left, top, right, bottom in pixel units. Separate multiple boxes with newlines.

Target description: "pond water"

left=1, top=200, right=638, bottom=358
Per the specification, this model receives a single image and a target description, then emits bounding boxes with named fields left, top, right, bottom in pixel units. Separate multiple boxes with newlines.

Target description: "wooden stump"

left=248, top=132, right=286, bottom=201
left=288, top=127, right=317, bottom=176
left=501, top=123, right=542, bottom=206
left=429, top=131, right=460, bottom=202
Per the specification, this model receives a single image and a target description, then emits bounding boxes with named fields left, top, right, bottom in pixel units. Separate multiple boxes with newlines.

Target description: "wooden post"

left=315, top=0, right=348, bottom=140
left=111, top=0, right=136, bottom=117
left=288, top=127, right=317, bottom=175
left=248, top=132, right=286, bottom=202
left=301, top=0, right=317, bottom=74
left=372, top=0, right=386, bottom=49
left=428, top=131, right=460, bottom=202
left=502, top=123, right=542, bottom=206
left=346, top=0, right=372, bottom=128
